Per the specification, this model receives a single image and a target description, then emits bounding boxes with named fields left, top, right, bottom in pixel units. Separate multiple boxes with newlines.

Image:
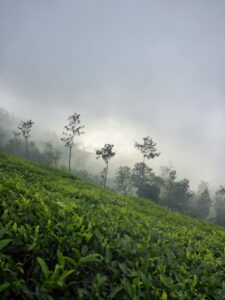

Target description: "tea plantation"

left=0, top=153, right=225, bottom=299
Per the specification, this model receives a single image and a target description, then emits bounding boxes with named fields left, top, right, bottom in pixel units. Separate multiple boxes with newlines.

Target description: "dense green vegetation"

left=2, top=108, right=225, bottom=226
left=1, top=153, right=225, bottom=299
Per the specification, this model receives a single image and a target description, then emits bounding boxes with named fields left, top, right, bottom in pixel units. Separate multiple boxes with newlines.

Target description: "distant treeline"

left=1, top=107, right=225, bottom=227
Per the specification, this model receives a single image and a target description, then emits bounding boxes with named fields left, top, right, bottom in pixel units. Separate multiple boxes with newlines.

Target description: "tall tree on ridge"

left=96, top=144, right=115, bottom=189
left=17, top=120, right=34, bottom=159
left=135, top=136, right=160, bottom=163
left=61, top=113, right=84, bottom=173
left=134, top=136, right=160, bottom=191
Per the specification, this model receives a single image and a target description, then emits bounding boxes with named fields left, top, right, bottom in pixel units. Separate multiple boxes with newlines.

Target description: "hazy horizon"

left=1, top=1, right=225, bottom=189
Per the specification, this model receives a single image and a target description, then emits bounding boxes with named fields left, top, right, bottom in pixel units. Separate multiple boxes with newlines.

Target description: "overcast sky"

left=1, top=0, right=225, bottom=188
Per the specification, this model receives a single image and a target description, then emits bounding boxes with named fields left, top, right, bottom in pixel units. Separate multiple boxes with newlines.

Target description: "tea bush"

left=0, top=153, right=225, bottom=299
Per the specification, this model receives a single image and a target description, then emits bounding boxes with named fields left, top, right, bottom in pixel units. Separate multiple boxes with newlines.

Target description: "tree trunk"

left=140, top=162, right=146, bottom=190
left=104, top=162, right=109, bottom=189
left=69, top=146, right=72, bottom=173
left=25, top=138, right=29, bottom=160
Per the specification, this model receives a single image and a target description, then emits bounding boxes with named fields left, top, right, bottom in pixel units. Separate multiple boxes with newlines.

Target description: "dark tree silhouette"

left=115, top=166, right=132, bottom=195
left=195, top=182, right=212, bottom=219
left=135, top=136, right=160, bottom=163
left=17, top=120, right=34, bottom=159
left=131, top=162, right=153, bottom=192
left=214, top=186, right=225, bottom=226
left=134, top=136, right=160, bottom=192
left=61, top=113, right=84, bottom=173
left=161, top=176, right=193, bottom=213
left=96, top=144, right=115, bottom=189
left=43, top=142, right=61, bottom=167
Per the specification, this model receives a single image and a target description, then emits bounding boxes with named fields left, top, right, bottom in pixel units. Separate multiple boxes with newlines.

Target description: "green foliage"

left=160, top=168, right=193, bottom=213
left=163, top=179, right=192, bottom=213
left=115, top=166, right=132, bottom=195
left=0, top=153, right=225, bottom=299
left=214, top=186, right=225, bottom=226
left=138, top=183, right=161, bottom=203
left=4, top=131, right=48, bottom=165
left=131, top=162, right=153, bottom=191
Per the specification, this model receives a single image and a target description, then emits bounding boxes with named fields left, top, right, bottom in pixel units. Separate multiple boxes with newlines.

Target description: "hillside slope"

left=0, top=153, right=225, bottom=300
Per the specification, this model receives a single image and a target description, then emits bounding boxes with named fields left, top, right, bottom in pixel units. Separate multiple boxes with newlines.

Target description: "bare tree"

left=17, top=120, right=34, bottom=159
left=61, top=113, right=84, bottom=173
left=96, top=144, right=115, bottom=189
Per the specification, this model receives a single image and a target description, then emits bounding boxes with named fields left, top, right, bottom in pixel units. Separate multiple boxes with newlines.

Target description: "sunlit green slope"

left=0, top=153, right=225, bottom=300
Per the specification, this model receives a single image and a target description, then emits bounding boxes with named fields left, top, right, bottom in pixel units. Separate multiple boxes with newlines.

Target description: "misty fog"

left=1, top=1, right=225, bottom=220
left=1, top=1, right=225, bottom=189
